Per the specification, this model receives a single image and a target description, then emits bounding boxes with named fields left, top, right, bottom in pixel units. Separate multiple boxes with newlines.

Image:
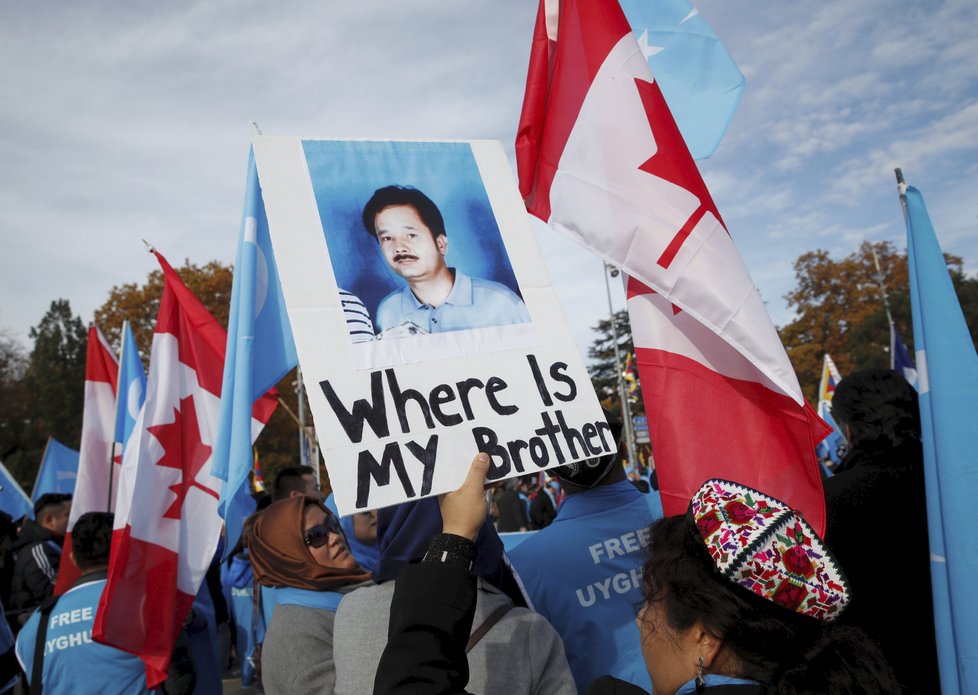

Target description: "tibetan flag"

left=250, top=448, right=266, bottom=495
left=623, top=352, right=639, bottom=398
left=93, top=251, right=275, bottom=686
left=818, top=353, right=842, bottom=405
left=54, top=324, right=118, bottom=594
left=516, top=0, right=829, bottom=531
left=619, top=0, right=744, bottom=159
left=213, top=149, right=295, bottom=554
left=32, top=438, right=80, bottom=501
left=903, top=183, right=978, bottom=693
left=815, top=354, right=847, bottom=468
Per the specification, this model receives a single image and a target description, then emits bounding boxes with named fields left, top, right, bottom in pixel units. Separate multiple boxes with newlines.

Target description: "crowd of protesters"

left=3, top=368, right=940, bottom=694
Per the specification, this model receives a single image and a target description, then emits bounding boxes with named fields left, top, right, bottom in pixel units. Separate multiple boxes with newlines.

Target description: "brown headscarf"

left=249, top=496, right=371, bottom=590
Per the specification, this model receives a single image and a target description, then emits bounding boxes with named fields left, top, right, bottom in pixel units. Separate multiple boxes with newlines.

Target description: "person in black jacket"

left=528, top=480, right=557, bottom=529
left=824, top=368, right=940, bottom=694
left=492, top=481, right=528, bottom=533
left=9, top=494, right=70, bottom=620
left=375, top=461, right=901, bottom=695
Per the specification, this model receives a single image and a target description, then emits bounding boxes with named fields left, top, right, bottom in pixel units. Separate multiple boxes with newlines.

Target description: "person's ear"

left=437, top=234, right=448, bottom=256
left=689, top=621, right=724, bottom=670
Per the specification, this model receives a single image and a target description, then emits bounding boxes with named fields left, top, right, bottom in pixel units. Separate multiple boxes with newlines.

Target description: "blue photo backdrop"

left=302, top=140, right=523, bottom=324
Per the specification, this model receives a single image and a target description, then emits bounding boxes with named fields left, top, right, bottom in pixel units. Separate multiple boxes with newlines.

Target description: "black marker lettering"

left=320, top=372, right=390, bottom=443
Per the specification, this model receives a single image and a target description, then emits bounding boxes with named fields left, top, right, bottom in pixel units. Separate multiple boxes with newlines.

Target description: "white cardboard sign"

left=254, top=137, right=608, bottom=515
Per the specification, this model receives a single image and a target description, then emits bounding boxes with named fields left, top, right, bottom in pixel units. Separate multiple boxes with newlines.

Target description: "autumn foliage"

left=779, top=241, right=978, bottom=404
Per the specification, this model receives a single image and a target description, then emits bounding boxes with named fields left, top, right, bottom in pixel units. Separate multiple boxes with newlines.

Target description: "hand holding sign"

left=439, top=453, right=490, bottom=542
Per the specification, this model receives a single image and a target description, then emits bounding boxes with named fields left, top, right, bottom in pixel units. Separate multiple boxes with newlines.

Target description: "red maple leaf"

left=634, top=77, right=727, bottom=271
left=147, top=394, right=216, bottom=520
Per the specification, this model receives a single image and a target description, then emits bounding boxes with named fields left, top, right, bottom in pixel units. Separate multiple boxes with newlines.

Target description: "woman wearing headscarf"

left=332, top=492, right=574, bottom=694
left=250, top=495, right=371, bottom=695
left=374, top=455, right=900, bottom=695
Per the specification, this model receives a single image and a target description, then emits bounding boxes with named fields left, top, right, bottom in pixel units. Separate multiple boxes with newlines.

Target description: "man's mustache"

left=393, top=253, right=419, bottom=262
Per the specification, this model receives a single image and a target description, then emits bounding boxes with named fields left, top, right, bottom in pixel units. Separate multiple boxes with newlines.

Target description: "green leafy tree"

left=2, top=301, right=88, bottom=488
left=587, top=309, right=644, bottom=421
left=0, top=330, right=29, bottom=473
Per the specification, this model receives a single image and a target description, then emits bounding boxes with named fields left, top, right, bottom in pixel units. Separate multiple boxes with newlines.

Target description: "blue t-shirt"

left=376, top=268, right=530, bottom=334
left=187, top=580, right=221, bottom=695
left=15, top=577, right=147, bottom=694
left=508, top=480, right=663, bottom=693
left=225, top=556, right=257, bottom=687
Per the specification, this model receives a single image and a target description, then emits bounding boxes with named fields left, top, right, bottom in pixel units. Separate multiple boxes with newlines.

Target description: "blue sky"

left=2, top=0, right=976, bottom=367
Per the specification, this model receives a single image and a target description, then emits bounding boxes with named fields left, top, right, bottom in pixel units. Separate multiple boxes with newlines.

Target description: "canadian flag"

left=516, top=0, right=829, bottom=531
left=54, top=325, right=119, bottom=595
left=92, top=251, right=277, bottom=686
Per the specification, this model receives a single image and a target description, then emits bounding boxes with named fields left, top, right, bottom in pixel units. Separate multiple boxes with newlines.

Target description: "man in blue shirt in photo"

left=362, top=185, right=530, bottom=336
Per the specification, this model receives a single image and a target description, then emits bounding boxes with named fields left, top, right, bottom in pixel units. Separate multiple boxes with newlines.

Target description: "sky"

left=2, top=0, right=977, bottom=369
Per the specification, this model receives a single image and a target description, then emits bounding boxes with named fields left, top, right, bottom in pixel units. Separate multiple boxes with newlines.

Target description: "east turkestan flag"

left=903, top=182, right=978, bottom=693
left=516, top=0, right=829, bottom=531
left=92, top=251, right=275, bottom=686
left=55, top=324, right=118, bottom=595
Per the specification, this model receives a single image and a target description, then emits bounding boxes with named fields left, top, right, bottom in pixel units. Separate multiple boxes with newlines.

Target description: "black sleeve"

left=373, top=561, right=477, bottom=695
left=14, top=545, right=56, bottom=610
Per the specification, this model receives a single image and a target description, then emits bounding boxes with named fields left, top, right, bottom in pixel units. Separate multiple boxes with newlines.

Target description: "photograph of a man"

left=362, top=185, right=530, bottom=337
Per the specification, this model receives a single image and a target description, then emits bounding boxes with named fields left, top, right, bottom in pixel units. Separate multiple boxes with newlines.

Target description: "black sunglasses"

left=303, top=513, right=343, bottom=548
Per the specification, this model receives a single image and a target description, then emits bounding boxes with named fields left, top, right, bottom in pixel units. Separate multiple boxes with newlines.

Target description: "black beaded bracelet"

left=423, top=533, right=477, bottom=571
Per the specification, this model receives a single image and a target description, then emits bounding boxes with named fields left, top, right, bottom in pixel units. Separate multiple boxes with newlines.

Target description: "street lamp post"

left=603, top=262, right=638, bottom=468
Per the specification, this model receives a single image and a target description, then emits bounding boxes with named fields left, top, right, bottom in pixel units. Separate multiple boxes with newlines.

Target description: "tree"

left=94, top=260, right=303, bottom=487
left=0, top=330, right=29, bottom=468
left=586, top=309, right=644, bottom=421
left=1, top=301, right=88, bottom=488
left=780, top=241, right=978, bottom=404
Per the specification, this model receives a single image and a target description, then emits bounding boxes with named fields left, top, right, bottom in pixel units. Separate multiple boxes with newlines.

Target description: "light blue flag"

left=214, top=148, right=298, bottom=552
left=890, top=322, right=918, bottom=389
left=0, top=460, right=32, bottom=520
left=32, top=437, right=80, bottom=501
left=903, top=184, right=978, bottom=693
left=619, top=0, right=745, bottom=159
left=113, top=321, right=147, bottom=450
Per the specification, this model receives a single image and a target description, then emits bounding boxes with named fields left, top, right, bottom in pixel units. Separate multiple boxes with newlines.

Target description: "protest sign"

left=254, top=138, right=606, bottom=515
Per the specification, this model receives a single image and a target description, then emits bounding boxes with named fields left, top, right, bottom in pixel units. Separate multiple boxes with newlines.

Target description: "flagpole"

left=275, top=392, right=318, bottom=447
left=603, top=262, right=638, bottom=467
left=294, top=366, right=318, bottom=483
left=106, top=320, right=129, bottom=512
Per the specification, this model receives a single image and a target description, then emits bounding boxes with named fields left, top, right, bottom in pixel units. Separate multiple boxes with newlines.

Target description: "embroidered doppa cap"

left=689, top=479, right=850, bottom=622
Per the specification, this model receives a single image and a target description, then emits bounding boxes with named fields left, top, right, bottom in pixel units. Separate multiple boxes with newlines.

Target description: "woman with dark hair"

left=622, top=485, right=897, bottom=695
left=249, top=495, right=371, bottom=694
left=374, top=457, right=900, bottom=695
left=823, top=368, right=939, bottom=693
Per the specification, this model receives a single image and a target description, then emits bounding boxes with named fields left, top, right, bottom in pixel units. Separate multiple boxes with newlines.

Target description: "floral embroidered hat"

left=689, top=479, right=851, bottom=622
